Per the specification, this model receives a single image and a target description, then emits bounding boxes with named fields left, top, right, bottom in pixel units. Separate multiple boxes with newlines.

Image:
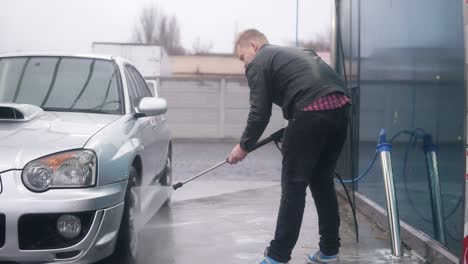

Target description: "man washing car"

left=227, top=29, right=351, bottom=264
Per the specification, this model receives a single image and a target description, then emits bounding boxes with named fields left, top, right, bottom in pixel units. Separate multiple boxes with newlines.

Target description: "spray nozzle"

left=423, top=133, right=437, bottom=152
left=378, top=129, right=387, bottom=145
left=376, top=129, right=392, bottom=152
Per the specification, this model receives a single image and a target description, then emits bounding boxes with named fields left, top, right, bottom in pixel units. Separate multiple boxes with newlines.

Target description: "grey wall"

left=158, top=76, right=286, bottom=139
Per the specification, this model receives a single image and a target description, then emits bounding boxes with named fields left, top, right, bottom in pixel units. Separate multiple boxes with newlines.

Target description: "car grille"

left=0, top=214, right=5, bottom=248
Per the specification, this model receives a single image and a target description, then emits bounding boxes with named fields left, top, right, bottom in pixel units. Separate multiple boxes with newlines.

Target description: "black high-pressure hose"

left=333, top=0, right=359, bottom=243
left=335, top=172, right=359, bottom=243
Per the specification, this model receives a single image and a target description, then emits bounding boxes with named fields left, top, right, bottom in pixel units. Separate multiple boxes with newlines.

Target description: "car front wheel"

left=161, top=148, right=172, bottom=206
left=112, top=166, right=140, bottom=264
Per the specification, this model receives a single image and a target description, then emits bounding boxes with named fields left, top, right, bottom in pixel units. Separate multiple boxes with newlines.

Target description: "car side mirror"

left=134, top=97, right=167, bottom=118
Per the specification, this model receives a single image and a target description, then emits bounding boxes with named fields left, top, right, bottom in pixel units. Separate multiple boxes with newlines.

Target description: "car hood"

left=0, top=111, right=121, bottom=171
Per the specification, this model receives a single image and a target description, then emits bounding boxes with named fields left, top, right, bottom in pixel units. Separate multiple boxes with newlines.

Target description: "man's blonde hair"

left=234, top=29, right=269, bottom=55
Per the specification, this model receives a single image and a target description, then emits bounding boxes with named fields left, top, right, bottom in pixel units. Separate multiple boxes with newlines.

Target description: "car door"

left=124, top=65, right=156, bottom=186
left=127, top=66, right=168, bottom=186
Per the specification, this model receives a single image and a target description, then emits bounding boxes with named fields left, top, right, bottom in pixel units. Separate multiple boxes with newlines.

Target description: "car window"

left=0, top=56, right=122, bottom=114
left=129, top=66, right=152, bottom=98
left=124, top=67, right=140, bottom=107
left=146, top=81, right=157, bottom=97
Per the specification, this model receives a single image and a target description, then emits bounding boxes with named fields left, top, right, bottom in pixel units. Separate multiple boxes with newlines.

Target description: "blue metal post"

left=377, top=129, right=402, bottom=257
left=423, top=134, right=446, bottom=245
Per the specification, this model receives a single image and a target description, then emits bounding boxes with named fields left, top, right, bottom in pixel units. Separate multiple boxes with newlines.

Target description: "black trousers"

left=267, top=105, right=349, bottom=263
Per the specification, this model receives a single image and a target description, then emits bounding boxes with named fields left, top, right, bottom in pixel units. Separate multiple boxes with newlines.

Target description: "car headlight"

left=22, top=150, right=97, bottom=192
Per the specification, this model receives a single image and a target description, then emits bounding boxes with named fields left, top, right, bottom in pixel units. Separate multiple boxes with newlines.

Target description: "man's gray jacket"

left=240, top=44, right=348, bottom=151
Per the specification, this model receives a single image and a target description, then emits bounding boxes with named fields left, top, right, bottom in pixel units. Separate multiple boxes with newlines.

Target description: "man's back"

left=249, top=44, right=347, bottom=119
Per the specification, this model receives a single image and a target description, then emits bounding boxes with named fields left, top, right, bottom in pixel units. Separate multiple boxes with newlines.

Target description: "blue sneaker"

left=258, top=256, right=288, bottom=264
left=305, top=251, right=338, bottom=263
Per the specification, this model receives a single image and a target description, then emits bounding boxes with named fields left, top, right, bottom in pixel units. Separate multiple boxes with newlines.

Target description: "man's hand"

left=228, top=144, right=248, bottom=164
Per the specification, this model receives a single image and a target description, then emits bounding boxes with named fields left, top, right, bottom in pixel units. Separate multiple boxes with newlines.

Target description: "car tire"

left=161, top=146, right=172, bottom=206
left=112, top=166, right=140, bottom=264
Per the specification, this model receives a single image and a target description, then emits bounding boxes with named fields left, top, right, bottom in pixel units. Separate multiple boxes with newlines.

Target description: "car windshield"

left=0, top=56, right=123, bottom=114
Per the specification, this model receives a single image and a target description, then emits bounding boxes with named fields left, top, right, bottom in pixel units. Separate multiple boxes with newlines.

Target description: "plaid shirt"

left=303, top=92, right=351, bottom=111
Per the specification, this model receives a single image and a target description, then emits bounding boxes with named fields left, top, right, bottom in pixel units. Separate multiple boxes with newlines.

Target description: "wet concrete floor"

left=135, top=182, right=423, bottom=264
left=106, top=141, right=425, bottom=264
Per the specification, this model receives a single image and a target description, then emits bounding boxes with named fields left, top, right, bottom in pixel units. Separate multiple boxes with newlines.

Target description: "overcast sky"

left=1, top=0, right=333, bottom=54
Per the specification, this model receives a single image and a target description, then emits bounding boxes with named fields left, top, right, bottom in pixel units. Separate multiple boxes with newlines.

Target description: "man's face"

left=236, top=41, right=258, bottom=68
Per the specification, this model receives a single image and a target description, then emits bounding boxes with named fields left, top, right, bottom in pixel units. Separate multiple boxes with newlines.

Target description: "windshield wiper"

left=70, top=59, right=95, bottom=109
left=42, top=107, right=118, bottom=115
left=41, top=58, right=62, bottom=107
left=90, top=100, right=120, bottom=110
left=98, top=69, right=117, bottom=111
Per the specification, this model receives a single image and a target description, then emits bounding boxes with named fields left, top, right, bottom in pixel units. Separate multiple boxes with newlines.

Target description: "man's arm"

left=228, top=63, right=272, bottom=164
left=239, top=63, right=273, bottom=151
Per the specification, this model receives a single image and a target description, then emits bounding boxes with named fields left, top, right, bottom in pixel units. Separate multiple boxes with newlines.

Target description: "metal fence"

left=158, top=76, right=286, bottom=139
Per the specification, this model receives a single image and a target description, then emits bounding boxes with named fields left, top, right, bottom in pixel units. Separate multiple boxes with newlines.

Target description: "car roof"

left=0, top=52, right=123, bottom=62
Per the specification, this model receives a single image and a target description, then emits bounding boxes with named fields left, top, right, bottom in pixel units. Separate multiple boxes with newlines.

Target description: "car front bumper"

left=0, top=170, right=127, bottom=263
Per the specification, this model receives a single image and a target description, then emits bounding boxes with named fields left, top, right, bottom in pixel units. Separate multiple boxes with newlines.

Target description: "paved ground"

left=135, top=184, right=423, bottom=264
left=107, top=141, right=425, bottom=264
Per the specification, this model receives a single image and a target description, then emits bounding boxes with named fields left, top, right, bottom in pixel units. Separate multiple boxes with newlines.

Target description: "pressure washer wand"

left=172, top=160, right=227, bottom=190
left=173, top=128, right=285, bottom=190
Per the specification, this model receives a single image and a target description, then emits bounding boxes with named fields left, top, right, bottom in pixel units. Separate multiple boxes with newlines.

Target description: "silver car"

left=0, top=53, right=173, bottom=263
